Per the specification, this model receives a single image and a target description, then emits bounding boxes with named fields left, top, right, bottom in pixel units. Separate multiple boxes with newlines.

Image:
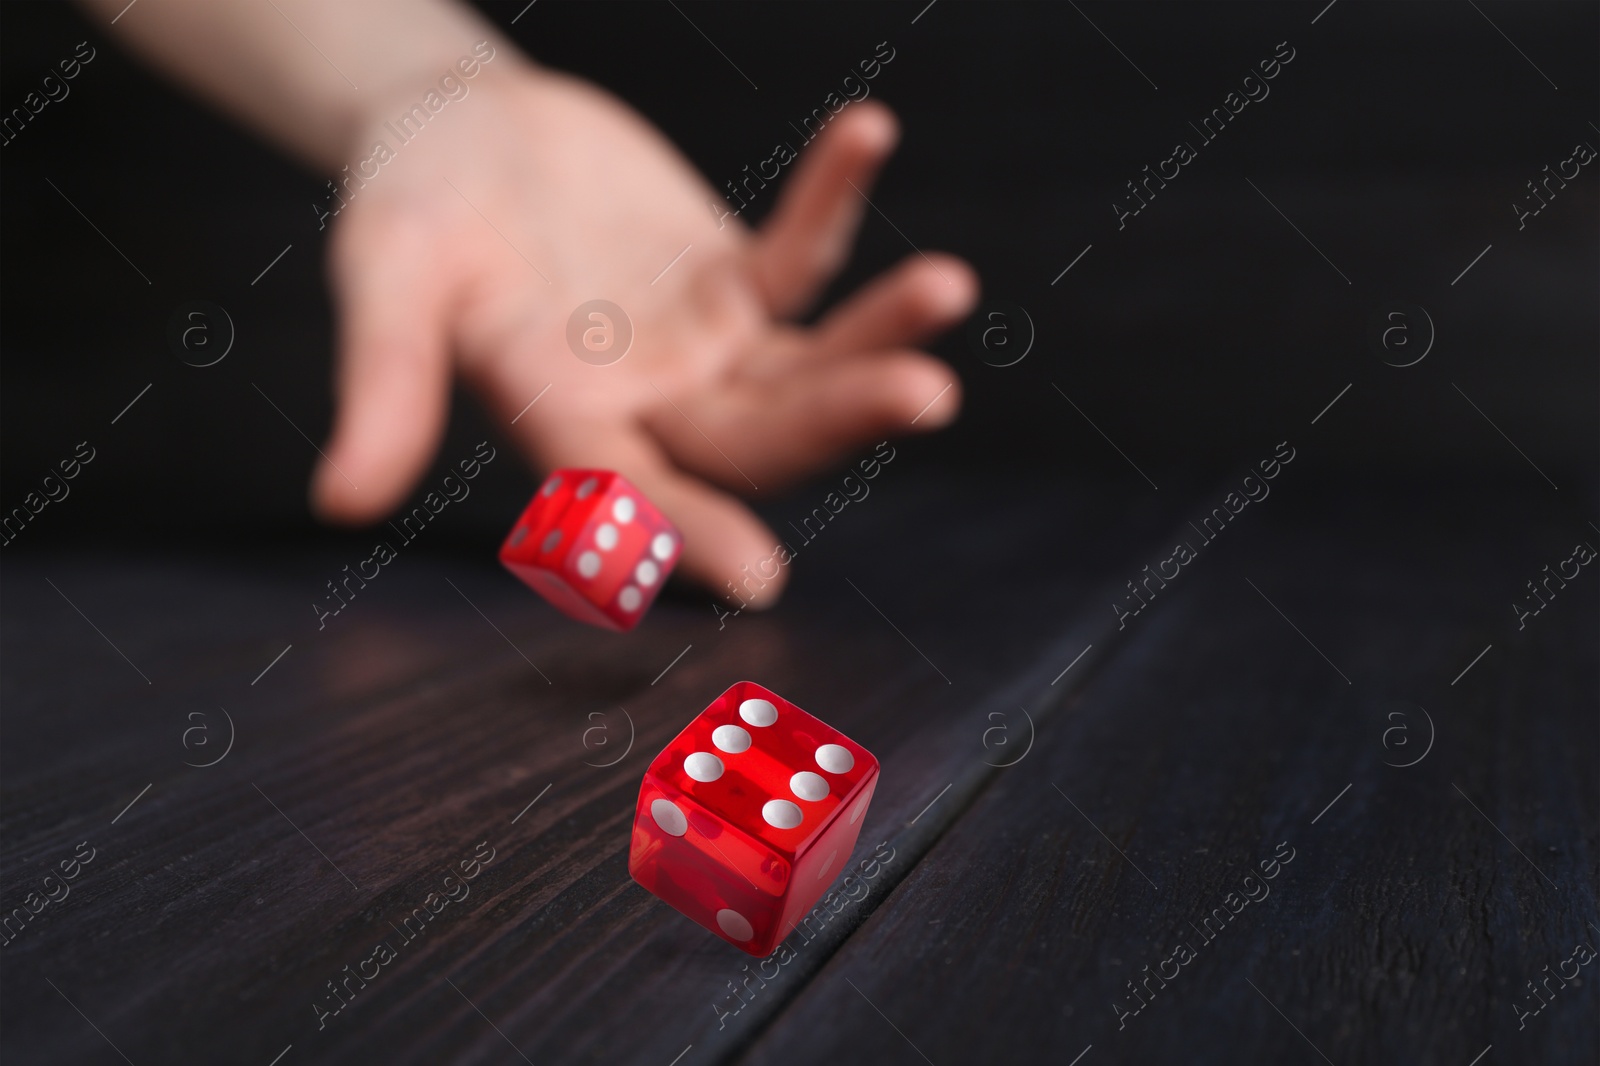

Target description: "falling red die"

left=629, top=681, right=880, bottom=956
left=499, top=469, right=681, bottom=631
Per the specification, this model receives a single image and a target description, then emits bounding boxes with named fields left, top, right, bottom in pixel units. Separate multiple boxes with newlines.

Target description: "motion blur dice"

left=629, top=681, right=880, bottom=956
left=499, top=469, right=680, bottom=631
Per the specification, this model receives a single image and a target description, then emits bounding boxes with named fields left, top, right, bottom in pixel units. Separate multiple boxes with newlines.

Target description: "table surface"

left=1, top=467, right=1595, bottom=1066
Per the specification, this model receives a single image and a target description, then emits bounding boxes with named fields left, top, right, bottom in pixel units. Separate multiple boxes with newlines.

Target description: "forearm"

left=78, top=0, right=520, bottom=171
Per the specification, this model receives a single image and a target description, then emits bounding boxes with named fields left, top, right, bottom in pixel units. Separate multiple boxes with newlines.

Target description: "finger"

left=312, top=221, right=454, bottom=524
left=750, top=100, right=899, bottom=319
left=518, top=417, right=791, bottom=609
left=811, top=252, right=979, bottom=355
left=647, top=352, right=960, bottom=490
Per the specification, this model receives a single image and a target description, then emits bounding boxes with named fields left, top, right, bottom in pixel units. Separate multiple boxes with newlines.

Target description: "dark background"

left=2, top=0, right=1595, bottom=551
left=2, top=5, right=1597, bottom=1064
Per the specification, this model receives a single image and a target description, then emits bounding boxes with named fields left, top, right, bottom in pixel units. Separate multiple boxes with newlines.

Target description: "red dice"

left=629, top=681, right=879, bottom=956
left=499, top=469, right=681, bottom=631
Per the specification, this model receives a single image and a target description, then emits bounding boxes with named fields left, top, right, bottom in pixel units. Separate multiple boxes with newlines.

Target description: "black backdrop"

left=2, top=0, right=1596, bottom=549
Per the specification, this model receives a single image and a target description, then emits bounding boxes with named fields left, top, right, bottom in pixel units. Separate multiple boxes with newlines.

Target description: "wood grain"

left=740, top=476, right=1598, bottom=1066
left=0, top=472, right=1190, bottom=1065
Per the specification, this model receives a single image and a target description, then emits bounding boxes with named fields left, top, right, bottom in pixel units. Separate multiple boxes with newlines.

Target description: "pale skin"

left=85, top=0, right=977, bottom=605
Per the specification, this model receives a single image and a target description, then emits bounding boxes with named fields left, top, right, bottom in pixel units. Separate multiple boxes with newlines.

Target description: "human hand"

left=312, top=60, right=977, bottom=606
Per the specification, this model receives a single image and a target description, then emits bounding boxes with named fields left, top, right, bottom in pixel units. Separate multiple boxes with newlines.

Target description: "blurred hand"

left=313, top=63, right=977, bottom=605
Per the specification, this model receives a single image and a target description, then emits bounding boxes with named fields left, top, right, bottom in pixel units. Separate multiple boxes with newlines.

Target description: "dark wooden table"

left=2, top=466, right=1595, bottom=1065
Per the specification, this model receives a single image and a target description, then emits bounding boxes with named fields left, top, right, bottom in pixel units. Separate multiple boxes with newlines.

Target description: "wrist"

left=335, top=38, right=535, bottom=173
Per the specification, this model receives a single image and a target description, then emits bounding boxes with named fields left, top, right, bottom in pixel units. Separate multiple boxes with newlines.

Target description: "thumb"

left=752, top=100, right=900, bottom=319
left=312, top=224, right=453, bottom=524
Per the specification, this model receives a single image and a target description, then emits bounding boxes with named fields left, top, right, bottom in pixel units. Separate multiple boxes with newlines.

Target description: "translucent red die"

left=629, top=681, right=880, bottom=956
left=499, top=469, right=681, bottom=631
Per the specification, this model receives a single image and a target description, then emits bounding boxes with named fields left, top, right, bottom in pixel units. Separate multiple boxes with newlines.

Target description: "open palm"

left=313, top=66, right=977, bottom=605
